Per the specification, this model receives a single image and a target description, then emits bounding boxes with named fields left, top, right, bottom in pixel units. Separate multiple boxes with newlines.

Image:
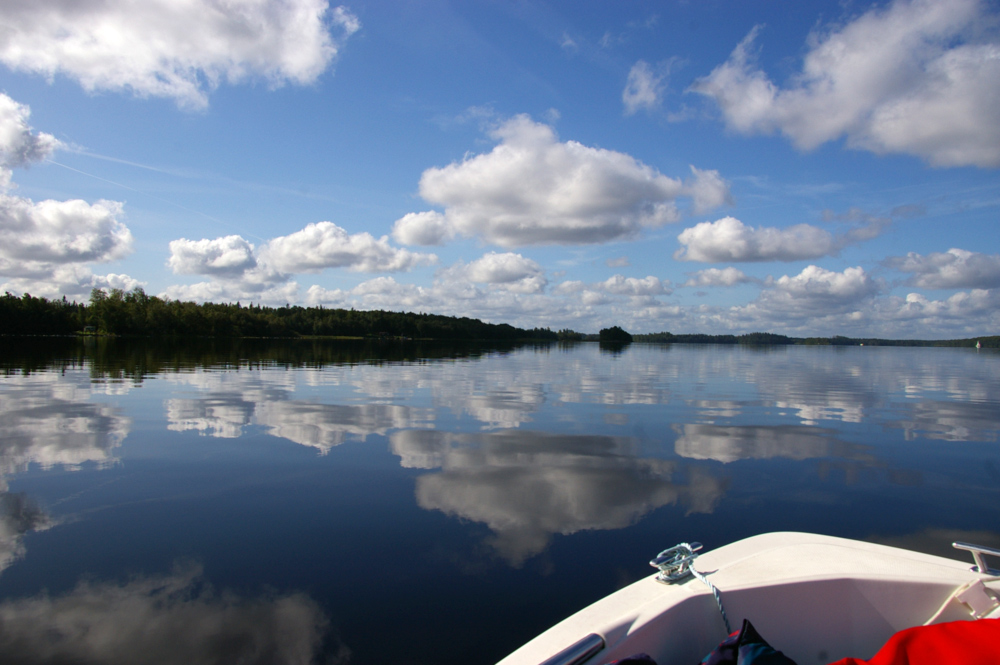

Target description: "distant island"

left=1, top=289, right=995, bottom=347
left=598, top=326, right=633, bottom=343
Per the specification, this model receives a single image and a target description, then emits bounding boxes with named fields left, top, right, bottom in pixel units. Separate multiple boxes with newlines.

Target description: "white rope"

left=690, top=566, right=732, bottom=634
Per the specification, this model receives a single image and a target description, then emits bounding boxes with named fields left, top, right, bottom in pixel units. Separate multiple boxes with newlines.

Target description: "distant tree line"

left=632, top=331, right=998, bottom=348
left=556, top=329, right=584, bottom=341
left=2, top=290, right=994, bottom=347
left=0, top=289, right=558, bottom=341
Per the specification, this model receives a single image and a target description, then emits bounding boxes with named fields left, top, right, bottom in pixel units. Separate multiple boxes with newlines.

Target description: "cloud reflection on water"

left=892, top=400, right=999, bottom=442
left=0, top=564, right=337, bottom=665
left=0, top=344, right=995, bottom=665
left=167, top=393, right=256, bottom=438
left=0, top=374, right=129, bottom=476
left=256, top=401, right=433, bottom=452
left=446, top=387, right=547, bottom=429
left=744, top=357, right=881, bottom=425
left=673, top=424, right=874, bottom=463
left=741, top=348, right=1000, bottom=431
left=0, top=374, right=127, bottom=575
left=0, top=494, right=50, bottom=575
left=164, top=370, right=434, bottom=452
left=391, top=429, right=726, bottom=565
left=152, top=345, right=1000, bottom=448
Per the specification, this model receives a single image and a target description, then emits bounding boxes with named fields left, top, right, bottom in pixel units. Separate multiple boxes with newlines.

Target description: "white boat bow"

left=498, top=532, right=1000, bottom=665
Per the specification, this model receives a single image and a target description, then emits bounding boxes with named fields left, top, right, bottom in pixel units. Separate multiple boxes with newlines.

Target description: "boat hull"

left=498, top=532, right=1000, bottom=665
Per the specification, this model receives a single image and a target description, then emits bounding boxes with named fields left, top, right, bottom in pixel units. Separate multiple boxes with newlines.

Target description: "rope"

left=690, top=566, right=732, bottom=634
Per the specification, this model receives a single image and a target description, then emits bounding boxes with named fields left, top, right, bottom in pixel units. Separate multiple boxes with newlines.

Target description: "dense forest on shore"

left=0, top=289, right=557, bottom=341
left=1, top=289, right=995, bottom=347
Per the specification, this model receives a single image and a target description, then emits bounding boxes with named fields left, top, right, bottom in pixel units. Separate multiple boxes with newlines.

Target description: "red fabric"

left=828, top=619, right=999, bottom=665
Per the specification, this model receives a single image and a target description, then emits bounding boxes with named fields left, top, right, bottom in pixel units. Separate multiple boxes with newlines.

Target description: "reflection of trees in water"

left=0, top=564, right=339, bottom=665
left=0, top=337, right=536, bottom=383
left=391, top=430, right=727, bottom=565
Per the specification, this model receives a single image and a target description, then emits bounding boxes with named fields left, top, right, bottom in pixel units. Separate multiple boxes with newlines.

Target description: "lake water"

left=0, top=339, right=998, bottom=664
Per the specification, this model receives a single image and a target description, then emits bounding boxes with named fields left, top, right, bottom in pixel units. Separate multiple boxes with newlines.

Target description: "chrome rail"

left=953, top=541, right=1000, bottom=576
left=537, top=633, right=605, bottom=665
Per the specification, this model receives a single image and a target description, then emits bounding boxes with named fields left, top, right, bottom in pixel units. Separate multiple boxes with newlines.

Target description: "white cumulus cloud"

left=552, top=280, right=585, bottom=295
left=683, top=267, right=753, bottom=288
left=598, top=275, right=667, bottom=296
left=885, top=248, right=1000, bottom=289
left=0, top=0, right=361, bottom=110
left=433, top=253, right=549, bottom=297
left=164, top=234, right=289, bottom=303
left=0, top=197, right=133, bottom=278
left=685, top=166, right=733, bottom=215
left=2, top=266, right=144, bottom=300
left=773, top=265, right=878, bottom=302
left=397, top=115, right=728, bottom=248
left=893, top=289, right=1000, bottom=321
left=623, top=60, right=664, bottom=115
left=167, top=236, right=257, bottom=277
left=164, top=222, right=434, bottom=303
left=0, top=94, right=138, bottom=298
left=264, top=222, right=437, bottom=273
left=0, top=93, right=60, bottom=188
left=862, top=288, right=1000, bottom=337
left=707, top=265, right=882, bottom=335
left=390, top=211, right=453, bottom=246
left=675, top=217, right=836, bottom=263
left=161, top=280, right=300, bottom=306
left=692, top=0, right=1000, bottom=167
left=462, top=252, right=547, bottom=294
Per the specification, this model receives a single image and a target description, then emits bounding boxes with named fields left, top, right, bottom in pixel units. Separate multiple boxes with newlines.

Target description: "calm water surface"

left=0, top=339, right=998, bottom=664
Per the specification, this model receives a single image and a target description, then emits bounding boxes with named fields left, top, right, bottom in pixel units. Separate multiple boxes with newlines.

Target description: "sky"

left=0, top=0, right=998, bottom=338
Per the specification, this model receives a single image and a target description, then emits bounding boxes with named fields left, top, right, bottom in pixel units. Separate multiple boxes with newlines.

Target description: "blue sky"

left=1, top=0, right=998, bottom=337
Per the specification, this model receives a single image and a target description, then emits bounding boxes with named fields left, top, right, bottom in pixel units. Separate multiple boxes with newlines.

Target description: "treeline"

left=3, top=290, right=994, bottom=347
left=633, top=331, right=789, bottom=344
left=633, top=331, right=999, bottom=348
left=0, top=289, right=558, bottom=341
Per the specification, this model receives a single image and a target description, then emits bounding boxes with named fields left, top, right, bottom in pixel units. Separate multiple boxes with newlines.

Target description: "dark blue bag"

left=700, top=619, right=798, bottom=665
